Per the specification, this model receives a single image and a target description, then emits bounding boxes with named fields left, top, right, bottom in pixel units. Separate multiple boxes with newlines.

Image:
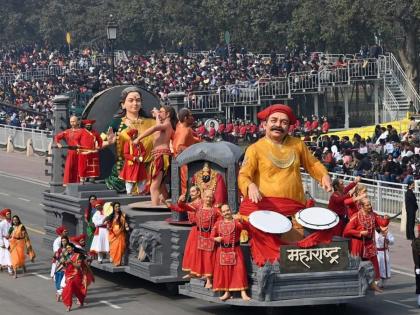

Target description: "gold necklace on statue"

left=124, top=116, right=142, bottom=129
left=265, top=136, right=296, bottom=169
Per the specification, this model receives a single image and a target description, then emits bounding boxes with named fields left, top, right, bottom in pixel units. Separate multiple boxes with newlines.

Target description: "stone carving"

left=358, top=259, right=375, bottom=294
left=137, top=231, right=160, bottom=262
left=256, top=261, right=280, bottom=301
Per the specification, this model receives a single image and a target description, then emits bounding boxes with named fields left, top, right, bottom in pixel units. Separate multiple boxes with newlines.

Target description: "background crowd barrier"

left=0, top=124, right=52, bottom=153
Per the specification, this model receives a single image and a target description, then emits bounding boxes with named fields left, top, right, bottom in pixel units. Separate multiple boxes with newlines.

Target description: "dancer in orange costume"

left=108, top=202, right=129, bottom=266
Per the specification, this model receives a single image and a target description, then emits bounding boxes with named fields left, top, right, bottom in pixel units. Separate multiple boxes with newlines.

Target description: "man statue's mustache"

left=271, top=126, right=285, bottom=133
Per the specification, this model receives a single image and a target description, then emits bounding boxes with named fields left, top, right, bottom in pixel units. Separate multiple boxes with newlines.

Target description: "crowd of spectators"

left=309, top=120, right=420, bottom=185
left=0, top=43, right=382, bottom=130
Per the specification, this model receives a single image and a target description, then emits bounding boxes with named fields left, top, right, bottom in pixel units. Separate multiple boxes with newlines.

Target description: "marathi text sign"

left=280, top=241, right=349, bottom=273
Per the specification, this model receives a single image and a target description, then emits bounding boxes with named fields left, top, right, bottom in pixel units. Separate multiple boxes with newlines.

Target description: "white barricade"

left=0, top=124, right=52, bottom=153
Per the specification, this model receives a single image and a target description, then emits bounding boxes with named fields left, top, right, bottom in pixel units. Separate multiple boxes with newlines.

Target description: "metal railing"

left=219, top=84, right=259, bottom=105
left=0, top=124, right=52, bottom=152
left=387, top=53, right=420, bottom=112
left=302, top=171, right=409, bottom=218
left=383, top=85, right=399, bottom=121
left=289, top=71, right=320, bottom=94
left=186, top=91, right=221, bottom=111
left=258, top=77, right=290, bottom=100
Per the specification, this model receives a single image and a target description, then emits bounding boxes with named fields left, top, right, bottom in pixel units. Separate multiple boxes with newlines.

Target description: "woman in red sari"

left=8, top=215, right=35, bottom=278
left=62, top=243, right=86, bottom=312
left=108, top=202, right=129, bottom=266
left=211, top=204, right=250, bottom=301
left=179, top=189, right=221, bottom=289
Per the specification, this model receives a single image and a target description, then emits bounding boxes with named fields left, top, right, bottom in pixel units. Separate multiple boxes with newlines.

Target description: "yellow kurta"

left=238, top=136, right=328, bottom=204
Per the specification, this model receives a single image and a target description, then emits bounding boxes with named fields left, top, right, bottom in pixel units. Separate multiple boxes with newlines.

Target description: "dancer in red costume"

left=343, top=197, right=389, bottom=292
left=62, top=243, right=86, bottom=312
left=54, top=116, right=82, bottom=185
left=211, top=204, right=250, bottom=301
left=328, top=176, right=360, bottom=236
left=178, top=190, right=221, bottom=289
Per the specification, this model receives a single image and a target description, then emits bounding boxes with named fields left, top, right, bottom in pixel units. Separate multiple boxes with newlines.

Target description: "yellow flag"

left=66, top=32, right=71, bottom=45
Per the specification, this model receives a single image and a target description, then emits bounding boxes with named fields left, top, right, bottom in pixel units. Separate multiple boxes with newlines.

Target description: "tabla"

left=249, top=210, right=292, bottom=234
left=295, top=207, right=339, bottom=230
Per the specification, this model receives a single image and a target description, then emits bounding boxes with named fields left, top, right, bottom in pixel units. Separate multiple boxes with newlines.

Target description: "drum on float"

left=249, top=210, right=292, bottom=234
left=295, top=207, right=339, bottom=235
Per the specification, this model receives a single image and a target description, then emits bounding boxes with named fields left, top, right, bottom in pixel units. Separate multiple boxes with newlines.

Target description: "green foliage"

left=0, top=0, right=418, bottom=60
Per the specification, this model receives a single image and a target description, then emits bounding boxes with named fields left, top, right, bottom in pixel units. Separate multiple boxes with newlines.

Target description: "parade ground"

left=0, top=149, right=417, bottom=315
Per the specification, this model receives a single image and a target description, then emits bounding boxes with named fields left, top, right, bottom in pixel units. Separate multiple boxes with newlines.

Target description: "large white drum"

left=295, top=207, right=339, bottom=230
left=249, top=210, right=292, bottom=234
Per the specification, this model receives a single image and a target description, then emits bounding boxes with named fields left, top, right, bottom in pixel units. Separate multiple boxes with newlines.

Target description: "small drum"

left=295, top=207, right=339, bottom=230
left=249, top=210, right=292, bottom=234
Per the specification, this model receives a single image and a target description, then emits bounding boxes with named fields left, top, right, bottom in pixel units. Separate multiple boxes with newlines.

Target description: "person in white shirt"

left=375, top=229, right=395, bottom=288
left=89, top=200, right=109, bottom=263
left=0, top=209, right=12, bottom=274
left=50, top=226, right=68, bottom=278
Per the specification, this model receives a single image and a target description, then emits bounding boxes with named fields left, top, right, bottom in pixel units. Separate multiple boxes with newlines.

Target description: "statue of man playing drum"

left=237, top=104, right=333, bottom=266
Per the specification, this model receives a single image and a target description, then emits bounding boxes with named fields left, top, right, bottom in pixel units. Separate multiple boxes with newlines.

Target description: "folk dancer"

left=211, top=204, right=251, bottom=301
left=134, top=106, right=177, bottom=205
left=8, top=215, right=36, bottom=278
left=375, top=229, right=394, bottom=288
left=238, top=104, right=332, bottom=266
left=61, top=243, right=87, bottom=312
left=107, top=202, right=129, bottom=266
left=70, top=234, right=95, bottom=298
left=343, top=197, right=389, bottom=292
left=53, top=235, right=71, bottom=301
left=178, top=190, right=221, bottom=289
left=84, top=195, right=97, bottom=251
left=328, top=176, right=360, bottom=236
left=51, top=225, right=69, bottom=278
left=119, top=128, right=147, bottom=195
left=0, top=209, right=12, bottom=274
left=54, top=116, right=82, bottom=185
left=78, top=119, right=102, bottom=183
left=344, top=184, right=368, bottom=220
left=90, top=199, right=109, bottom=263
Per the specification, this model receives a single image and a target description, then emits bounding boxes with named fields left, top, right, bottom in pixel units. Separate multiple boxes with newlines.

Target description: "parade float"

left=43, top=86, right=373, bottom=307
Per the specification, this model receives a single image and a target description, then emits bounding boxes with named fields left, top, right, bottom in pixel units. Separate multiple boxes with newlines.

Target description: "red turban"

left=0, top=209, right=11, bottom=217
left=81, top=119, right=96, bottom=126
left=55, top=225, right=67, bottom=236
left=127, top=128, right=139, bottom=138
left=257, top=104, right=297, bottom=125
left=70, top=234, right=87, bottom=245
left=91, top=199, right=105, bottom=208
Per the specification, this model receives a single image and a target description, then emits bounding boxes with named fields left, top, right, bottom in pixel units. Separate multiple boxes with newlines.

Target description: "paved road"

left=0, top=150, right=418, bottom=314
